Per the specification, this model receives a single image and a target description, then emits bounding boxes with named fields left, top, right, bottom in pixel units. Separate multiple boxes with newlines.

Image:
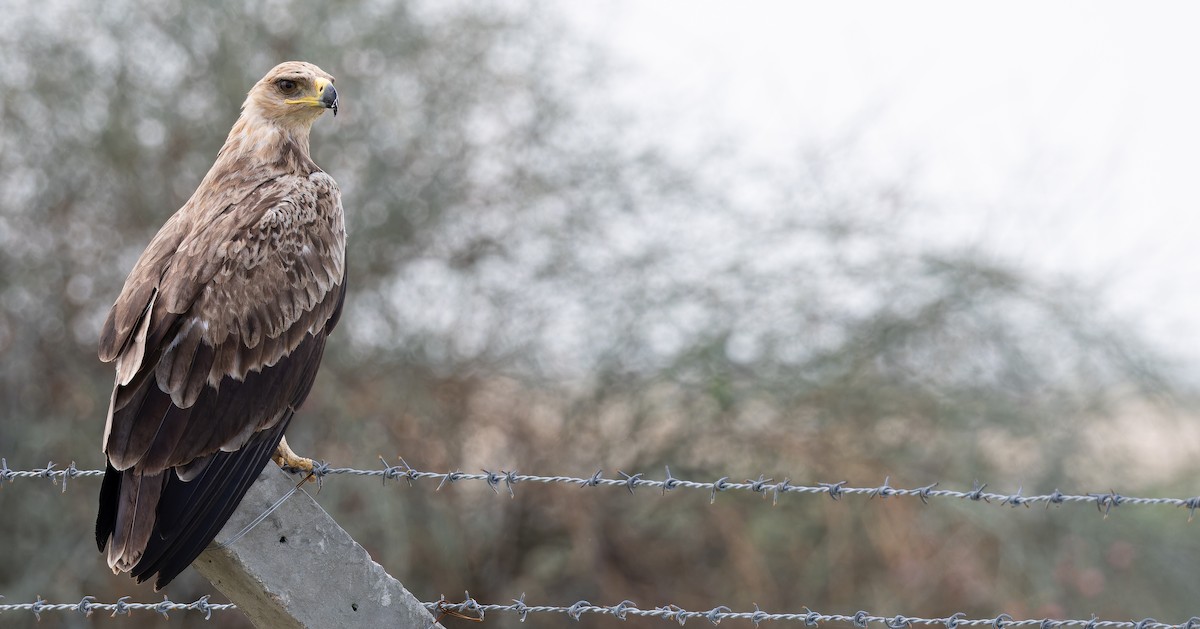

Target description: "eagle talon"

left=273, top=436, right=318, bottom=483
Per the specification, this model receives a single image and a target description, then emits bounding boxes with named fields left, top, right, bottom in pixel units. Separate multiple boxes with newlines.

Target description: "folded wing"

left=96, top=171, right=345, bottom=589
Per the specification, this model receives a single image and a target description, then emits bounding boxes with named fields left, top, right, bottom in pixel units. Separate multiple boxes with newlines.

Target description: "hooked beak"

left=286, top=77, right=339, bottom=116
left=318, top=80, right=339, bottom=116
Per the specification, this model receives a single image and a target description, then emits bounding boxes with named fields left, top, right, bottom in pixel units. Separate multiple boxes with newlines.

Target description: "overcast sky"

left=565, top=1, right=1200, bottom=375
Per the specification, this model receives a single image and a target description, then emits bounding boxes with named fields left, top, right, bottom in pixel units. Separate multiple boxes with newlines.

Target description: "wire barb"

left=618, top=471, right=643, bottom=495
left=819, top=480, right=847, bottom=500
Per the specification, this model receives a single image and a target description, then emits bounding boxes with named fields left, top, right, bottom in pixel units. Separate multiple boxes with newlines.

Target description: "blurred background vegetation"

left=1, top=1, right=1197, bottom=627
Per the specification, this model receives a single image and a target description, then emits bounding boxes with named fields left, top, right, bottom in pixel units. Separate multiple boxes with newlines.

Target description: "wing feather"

left=99, top=209, right=190, bottom=364
left=109, top=381, right=177, bottom=471
left=157, top=318, right=205, bottom=406
left=114, top=290, right=158, bottom=386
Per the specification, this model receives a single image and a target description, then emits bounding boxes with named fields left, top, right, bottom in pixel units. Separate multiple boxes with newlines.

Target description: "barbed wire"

left=426, top=595, right=1200, bottom=628
left=4, top=456, right=1199, bottom=520
left=3, top=594, right=1198, bottom=629
left=0, top=595, right=233, bottom=620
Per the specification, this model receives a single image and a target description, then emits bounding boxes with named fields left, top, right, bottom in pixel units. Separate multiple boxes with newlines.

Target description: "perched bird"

left=95, top=61, right=345, bottom=590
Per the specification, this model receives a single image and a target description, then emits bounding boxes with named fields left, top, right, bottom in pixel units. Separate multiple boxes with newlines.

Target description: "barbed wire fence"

left=5, top=457, right=1200, bottom=517
left=4, top=593, right=1200, bottom=628
left=3, top=456, right=1200, bottom=626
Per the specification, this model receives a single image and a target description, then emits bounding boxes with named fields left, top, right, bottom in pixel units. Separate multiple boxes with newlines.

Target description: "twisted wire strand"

left=4, top=456, right=1198, bottom=519
left=428, top=595, right=1200, bottom=628
left=0, top=595, right=233, bottom=620
left=3, top=594, right=1199, bottom=629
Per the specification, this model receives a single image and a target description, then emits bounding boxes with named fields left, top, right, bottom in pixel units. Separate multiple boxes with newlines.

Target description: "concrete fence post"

left=195, top=465, right=443, bottom=629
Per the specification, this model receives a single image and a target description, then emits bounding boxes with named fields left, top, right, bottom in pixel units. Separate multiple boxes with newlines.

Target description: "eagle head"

left=244, top=61, right=338, bottom=127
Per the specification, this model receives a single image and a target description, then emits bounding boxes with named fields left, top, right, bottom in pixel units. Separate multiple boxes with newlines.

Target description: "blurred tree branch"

left=0, top=1, right=1195, bottom=627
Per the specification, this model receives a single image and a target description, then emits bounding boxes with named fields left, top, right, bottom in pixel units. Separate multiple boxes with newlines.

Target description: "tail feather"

left=136, top=415, right=291, bottom=589
left=106, top=469, right=166, bottom=572
left=94, top=415, right=291, bottom=590
left=96, top=462, right=122, bottom=552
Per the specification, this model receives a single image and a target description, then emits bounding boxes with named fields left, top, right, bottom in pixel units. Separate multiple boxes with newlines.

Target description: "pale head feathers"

left=243, top=61, right=337, bottom=127
left=221, top=61, right=338, bottom=164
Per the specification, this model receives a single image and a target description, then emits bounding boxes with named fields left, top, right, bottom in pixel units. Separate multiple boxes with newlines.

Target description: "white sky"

left=565, top=1, right=1200, bottom=375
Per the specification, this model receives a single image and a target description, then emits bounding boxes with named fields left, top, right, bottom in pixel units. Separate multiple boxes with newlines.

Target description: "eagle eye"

left=276, top=79, right=298, bottom=93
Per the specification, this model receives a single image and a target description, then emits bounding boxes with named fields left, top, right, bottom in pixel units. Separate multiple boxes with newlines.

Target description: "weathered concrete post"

left=195, top=466, right=442, bottom=629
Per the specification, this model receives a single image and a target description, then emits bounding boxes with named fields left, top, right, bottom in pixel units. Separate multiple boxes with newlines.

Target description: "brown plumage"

left=95, top=61, right=345, bottom=590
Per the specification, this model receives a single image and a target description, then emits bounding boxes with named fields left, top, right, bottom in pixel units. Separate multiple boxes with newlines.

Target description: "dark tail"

left=95, top=414, right=291, bottom=590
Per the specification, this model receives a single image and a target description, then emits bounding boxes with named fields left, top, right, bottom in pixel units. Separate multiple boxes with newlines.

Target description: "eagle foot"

left=273, top=436, right=318, bottom=483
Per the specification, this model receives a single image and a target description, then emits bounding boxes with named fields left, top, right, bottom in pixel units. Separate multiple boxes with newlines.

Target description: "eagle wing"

left=95, top=171, right=346, bottom=588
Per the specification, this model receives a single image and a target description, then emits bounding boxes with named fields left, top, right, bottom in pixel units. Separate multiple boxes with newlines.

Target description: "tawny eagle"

left=95, top=61, right=344, bottom=590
